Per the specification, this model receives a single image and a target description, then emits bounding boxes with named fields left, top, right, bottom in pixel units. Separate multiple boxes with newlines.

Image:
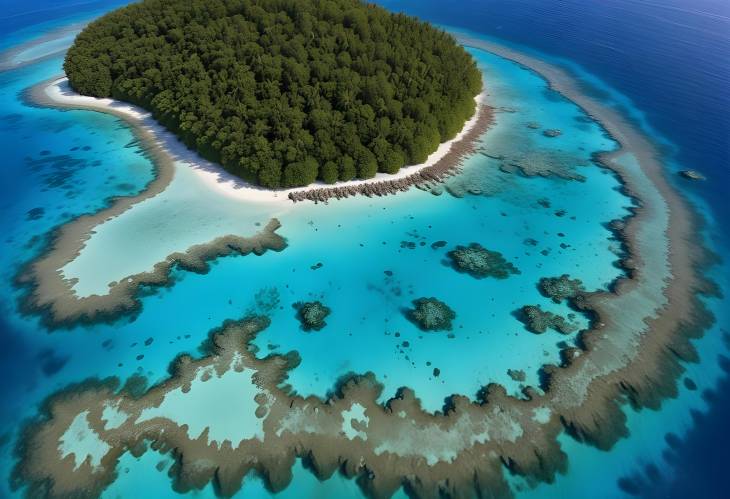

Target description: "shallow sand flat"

left=61, top=164, right=280, bottom=297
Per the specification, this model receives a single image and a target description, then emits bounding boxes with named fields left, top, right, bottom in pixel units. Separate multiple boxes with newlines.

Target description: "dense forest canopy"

left=65, top=0, right=482, bottom=188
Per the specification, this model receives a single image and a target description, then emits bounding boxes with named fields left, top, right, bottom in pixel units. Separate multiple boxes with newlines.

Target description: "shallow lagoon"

left=50, top=47, right=630, bottom=410
left=0, top=5, right=727, bottom=499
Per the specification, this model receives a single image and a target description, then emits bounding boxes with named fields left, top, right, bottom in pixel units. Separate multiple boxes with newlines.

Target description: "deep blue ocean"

left=0, top=1, right=728, bottom=498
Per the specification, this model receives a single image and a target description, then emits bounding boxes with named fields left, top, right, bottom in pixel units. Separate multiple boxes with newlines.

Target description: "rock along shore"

left=288, top=104, right=494, bottom=203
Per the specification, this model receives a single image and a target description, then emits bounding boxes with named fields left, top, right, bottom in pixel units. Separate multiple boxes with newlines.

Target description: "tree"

left=64, top=0, right=482, bottom=187
left=65, top=56, right=112, bottom=97
left=282, top=157, right=318, bottom=187
left=321, top=161, right=339, bottom=184
left=381, top=148, right=405, bottom=174
left=340, top=155, right=356, bottom=181
left=355, top=145, right=378, bottom=179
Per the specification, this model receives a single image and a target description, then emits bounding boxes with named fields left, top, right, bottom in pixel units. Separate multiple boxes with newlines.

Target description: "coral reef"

left=407, top=297, right=456, bottom=331
left=448, top=243, right=520, bottom=279
left=538, top=274, right=585, bottom=303
left=517, top=305, right=578, bottom=334
left=294, top=301, right=331, bottom=331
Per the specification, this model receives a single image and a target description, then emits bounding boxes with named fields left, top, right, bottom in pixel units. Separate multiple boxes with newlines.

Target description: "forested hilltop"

left=65, top=0, right=482, bottom=188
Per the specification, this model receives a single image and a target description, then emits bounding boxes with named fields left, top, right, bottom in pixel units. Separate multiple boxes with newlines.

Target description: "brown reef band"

left=11, top=39, right=722, bottom=499
left=13, top=317, right=555, bottom=499
left=287, top=104, right=494, bottom=203
left=450, top=34, right=720, bottom=441
left=16, top=78, right=286, bottom=328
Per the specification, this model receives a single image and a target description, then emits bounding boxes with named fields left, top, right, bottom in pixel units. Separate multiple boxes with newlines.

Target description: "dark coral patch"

left=538, top=274, right=585, bottom=303
left=516, top=305, right=578, bottom=334
left=448, top=243, right=520, bottom=279
left=406, top=297, right=456, bottom=331
left=294, top=301, right=331, bottom=331
left=25, top=207, right=45, bottom=221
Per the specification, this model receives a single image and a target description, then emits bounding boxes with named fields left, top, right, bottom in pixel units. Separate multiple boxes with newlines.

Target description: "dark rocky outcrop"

left=508, top=369, right=527, bottom=382
left=679, top=170, right=705, bottom=181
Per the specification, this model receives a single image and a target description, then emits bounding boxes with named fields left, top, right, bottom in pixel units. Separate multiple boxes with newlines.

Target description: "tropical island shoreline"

left=32, top=77, right=491, bottom=204
left=18, top=75, right=491, bottom=327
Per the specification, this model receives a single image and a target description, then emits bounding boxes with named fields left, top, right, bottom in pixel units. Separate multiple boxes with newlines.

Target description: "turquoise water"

left=0, top=3, right=727, bottom=499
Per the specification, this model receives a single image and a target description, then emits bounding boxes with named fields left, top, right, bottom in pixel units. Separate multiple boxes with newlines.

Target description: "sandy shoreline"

left=41, top=77, right=488, bottom=204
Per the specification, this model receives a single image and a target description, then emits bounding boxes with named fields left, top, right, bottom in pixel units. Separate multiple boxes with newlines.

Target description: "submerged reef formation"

left=293, top=301, right=331, bottom=331
left=448, top=243, right=520, bottom=279
left=17, top=215, right=285, bottom=328
left=406, top=297, right=456, bottom=331
left=517, top=305, right=578, bottom=334
left=507, top=369, right=527, bottom=382
left=20, top=78, right=287, bottom=328
left=495, top=148, right=586, bottom=181
left=0, top=24, right=84, bottom=72
left=539, top=274, right=585, bottom=303
left=440, top=144, right=587, bottom=198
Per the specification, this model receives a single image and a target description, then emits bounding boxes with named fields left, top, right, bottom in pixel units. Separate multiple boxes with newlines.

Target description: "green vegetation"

left=65, top=0, right=482, bottom=188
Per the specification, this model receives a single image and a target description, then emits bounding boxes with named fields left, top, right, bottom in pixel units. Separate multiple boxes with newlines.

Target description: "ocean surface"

left=0, top=1, right=728, bottom=498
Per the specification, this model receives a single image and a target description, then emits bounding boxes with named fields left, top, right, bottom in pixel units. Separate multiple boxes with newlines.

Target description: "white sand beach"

left=43, top=77, right=485, bottom=205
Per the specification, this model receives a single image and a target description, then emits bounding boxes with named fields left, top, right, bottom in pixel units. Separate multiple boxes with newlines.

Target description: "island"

left=63, top=0, right=482, bottom=188
left=9, top=6, right=720, bottom=499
